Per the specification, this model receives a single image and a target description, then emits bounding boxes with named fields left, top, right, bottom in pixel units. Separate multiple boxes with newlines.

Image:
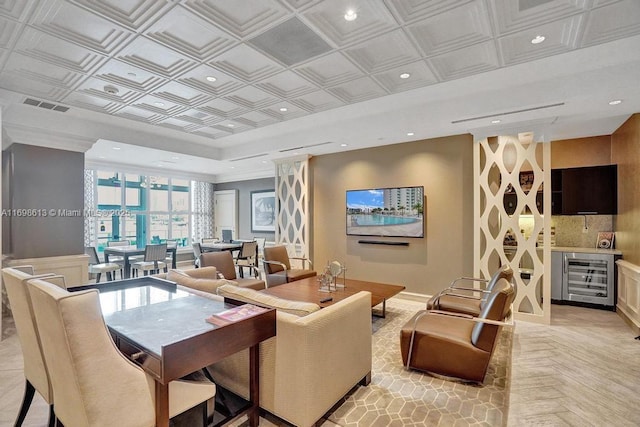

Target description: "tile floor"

left=1, top=301, right=639, bottom=426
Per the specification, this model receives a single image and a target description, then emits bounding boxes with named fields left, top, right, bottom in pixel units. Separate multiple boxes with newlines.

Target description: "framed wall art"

left=251, top=190, right=276, bottom=232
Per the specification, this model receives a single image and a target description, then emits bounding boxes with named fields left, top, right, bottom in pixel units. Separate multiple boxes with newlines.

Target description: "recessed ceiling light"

left=491, top=119, right=501, bottom=124
left=344, top=9, right=357, bottom=21
left=279, top=107, right=288, bottom=112
left=227, top=123, right=235, bottom=127
left=340, top=143, right=348, bottom=147
left=261, top=160, right=268, bottom=164
left=230, top=166, right=235, bottom=169
left=112, top=147, right=121, bottom=150
left=99, top=156, right=105, bottom=159
left=154, top=101, right=165, bottom=107
left=171, top=156, right=179, bottom=160
left=531, top=35, right=546, bottom=44
left=608, top=99, right=622, bottom=105
left=407, top=132, right=414, bottom=136
left=206, top=76, right=217, bottom=82
left=400, top=73, right=411, bottom=79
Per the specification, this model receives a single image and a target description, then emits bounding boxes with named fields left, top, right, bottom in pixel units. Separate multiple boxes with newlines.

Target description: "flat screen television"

left=346, top=186, right=424, bottom=238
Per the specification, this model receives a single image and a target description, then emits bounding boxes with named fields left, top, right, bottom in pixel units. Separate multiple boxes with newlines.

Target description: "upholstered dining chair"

left=131, top=243, right=167, bottom=277
left=199, top=251, right=265, bottom=290
left=400, top=278, right=515, bottom=383
left=106, top=240, right=129, bottom=266
left=1, top=266, right=68, bottom=427
left=27, top=278, right=216, bottom=427
left=86, top=246, right=122, bottom=283
left=192, top=242, right=203, bottom=268
left=426, top=264, right=514, bottom=317
left=262, top=245, right=316, bottom=287
left=235, top=241, right=258, bottom=278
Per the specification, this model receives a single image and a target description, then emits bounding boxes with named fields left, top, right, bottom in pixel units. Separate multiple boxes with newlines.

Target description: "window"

left=87, top=170, right=212, bottom=252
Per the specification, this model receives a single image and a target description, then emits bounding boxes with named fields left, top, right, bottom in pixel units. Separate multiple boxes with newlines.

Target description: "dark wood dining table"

left=74, top=277, right=276, bottom=427
left=103, top=245, right=177, bottom=279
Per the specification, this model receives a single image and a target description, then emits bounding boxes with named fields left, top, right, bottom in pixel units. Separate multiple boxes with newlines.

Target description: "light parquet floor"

left=508, top=304, right=640, bottom=427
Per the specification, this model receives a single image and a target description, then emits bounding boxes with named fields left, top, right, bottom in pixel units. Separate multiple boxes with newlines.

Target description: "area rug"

left=325, top=298, right=513, bottom=427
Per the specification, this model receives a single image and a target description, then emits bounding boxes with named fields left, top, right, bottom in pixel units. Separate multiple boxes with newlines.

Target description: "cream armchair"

left=1, top=266, right=67, bottom=427
left=27, top=278, right=216, bottom=427
left=207, top=289, right=372, bottom=427
left=262, top=245, right=316, bottom=287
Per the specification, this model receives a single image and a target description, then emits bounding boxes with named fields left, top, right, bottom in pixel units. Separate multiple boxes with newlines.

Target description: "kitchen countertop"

left=550, top=246, right=622, bottom=255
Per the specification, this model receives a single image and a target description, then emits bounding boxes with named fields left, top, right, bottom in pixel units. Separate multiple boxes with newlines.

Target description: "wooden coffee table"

left=261, top=276, right=405, bottom=317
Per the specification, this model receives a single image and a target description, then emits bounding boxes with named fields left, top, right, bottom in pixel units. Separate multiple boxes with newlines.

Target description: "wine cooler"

left=561, top=252, right=616, bottom=308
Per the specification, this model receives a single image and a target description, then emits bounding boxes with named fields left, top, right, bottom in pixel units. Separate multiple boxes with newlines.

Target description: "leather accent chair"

left=400, top=278, right=515, bottom=383
left=27, top=278, right=216, bottom=427
left=1, top=266, right=66, bottom=427
left=262, top=245, right=317, bottom=287
left=200, top=251, right=265, bottom=290
left=426, top=265, right=514, bottom=317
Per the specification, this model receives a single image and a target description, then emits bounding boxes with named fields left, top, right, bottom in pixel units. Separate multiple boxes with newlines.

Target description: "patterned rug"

left=324, top=298, right=513, bottom=427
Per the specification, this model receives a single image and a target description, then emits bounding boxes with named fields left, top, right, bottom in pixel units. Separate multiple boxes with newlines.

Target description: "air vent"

left=23, top=98, right=70, bottom=113
left=279, top=141, right=334, bottom=153
left=451, top=102, right=564, bottom=124
left=230, top=153, right=268, bottom=162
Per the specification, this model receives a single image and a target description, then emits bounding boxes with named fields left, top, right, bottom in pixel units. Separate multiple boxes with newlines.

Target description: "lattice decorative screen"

left=474, top=133, right=551, bottom=324
left=83, top=169, right=96, bottom=248
left=275, top=157, right=310, bottom=261
left=191, top=181, right=214, bottom=242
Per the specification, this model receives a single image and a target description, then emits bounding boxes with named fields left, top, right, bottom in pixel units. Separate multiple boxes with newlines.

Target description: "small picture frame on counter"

left=596, top=232, right=615, bottom=249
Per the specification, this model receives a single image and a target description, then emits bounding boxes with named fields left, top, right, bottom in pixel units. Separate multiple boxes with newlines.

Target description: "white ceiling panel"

left=429, top=40, right=500, bottom=81
left=498, top=16, right=583, bottom=66
left=182, top=0, right=290, bottom=39
left=385, top=0, right=475, bottom=23
left=0, top=0, right=637, bottom=180
left=255, top=70, right=319, bottom=99
left=302, top=0, right=397, bottom=47
left=177, top=64, right=244, bottom=97
left=143, top=6, right=238, bottom=61
left=327, top=76, right=387, bottom=103
left=15, top=27, right=106, bottom=74
left=372, top=60, right=438, bottom=93
left=93, top=59, right=167, bottom=93
left=68, top=0, right=170, bottom=31
left=208, top=43, right=283, bottom=82
left=581, top=0, right=640, bottom=47
left=288, top=90, right=344, bottom=113
left=406, top=1, right=493, bottom=56
left=294, top=51, right=365, bottom=86
left=0, top=0, right=37, bottom=21
left=77, top=76, right=143, bottom=104
left=30, top=0, right=134, bottom=55
left=343, top=29, right=422, bottom=73
left=490, top=0, right=588, bottom=36
left=115, top=36, right=198, bottom=78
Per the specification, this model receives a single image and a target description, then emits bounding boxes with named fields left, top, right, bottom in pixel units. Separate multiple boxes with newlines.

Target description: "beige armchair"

left=400, top=278, right=515, bottom=383
left=426, top=264, right=514, bottom=317
left=1, top=266, right=66, bottom=427
left=27, top=278, right=216, bottom=427
left=262, top=245, right=316, bottom=287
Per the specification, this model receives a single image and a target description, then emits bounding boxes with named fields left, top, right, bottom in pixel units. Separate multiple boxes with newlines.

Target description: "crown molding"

left=2, top=124, right=97, bottom=152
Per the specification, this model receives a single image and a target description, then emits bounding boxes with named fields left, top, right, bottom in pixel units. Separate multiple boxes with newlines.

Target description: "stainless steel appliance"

left=560, top=252, right=617, bottom=309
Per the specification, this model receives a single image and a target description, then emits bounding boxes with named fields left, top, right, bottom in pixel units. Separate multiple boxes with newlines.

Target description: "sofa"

left=155, top=266, right=263, bottom=294
left=207, top=284, right=373, bottom=427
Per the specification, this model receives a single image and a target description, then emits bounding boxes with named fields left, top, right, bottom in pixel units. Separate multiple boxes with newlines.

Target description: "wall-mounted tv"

left=346, top=186, right=424, bottom=238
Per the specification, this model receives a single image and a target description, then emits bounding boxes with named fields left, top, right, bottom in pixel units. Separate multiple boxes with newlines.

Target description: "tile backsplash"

left=551, top=215, right=614, bottom=248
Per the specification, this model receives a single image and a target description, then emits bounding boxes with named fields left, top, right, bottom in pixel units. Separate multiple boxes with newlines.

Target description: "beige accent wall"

left=612, top=114, right=640, bottom=265
left=551, top=135, right=612, bottom=168
left=311, top=135, right=474, bottom=296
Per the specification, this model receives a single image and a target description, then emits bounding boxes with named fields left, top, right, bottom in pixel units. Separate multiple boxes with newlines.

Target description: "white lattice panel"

left=275, top=157, right=309, bottom=261
left=83, top=169, right=96, bottom=247
left=474, top=133, right=551, bottom=324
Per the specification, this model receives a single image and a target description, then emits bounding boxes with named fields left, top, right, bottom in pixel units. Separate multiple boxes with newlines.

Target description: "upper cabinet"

left=551, top=165, right=617, bottom=215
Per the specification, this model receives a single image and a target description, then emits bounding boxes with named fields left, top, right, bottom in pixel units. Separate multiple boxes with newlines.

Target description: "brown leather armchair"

left=426, top=265, right=514, bottom=317
left=400, top=278, right=515, bottom=383
left=262, top=245, right=317, bottom=287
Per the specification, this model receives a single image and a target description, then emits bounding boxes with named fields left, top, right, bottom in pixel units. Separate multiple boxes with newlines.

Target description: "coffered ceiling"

left=1, top=0, right=639, bottom=182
